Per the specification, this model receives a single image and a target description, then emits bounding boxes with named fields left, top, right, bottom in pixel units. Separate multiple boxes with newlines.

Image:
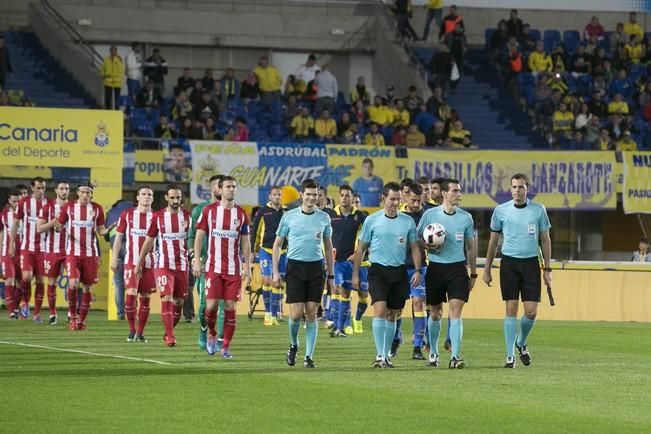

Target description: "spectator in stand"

left=617, top=130, right=637, bottom=151
left=284, top=74, right=306, bottom=99
left=201, top=69, right=215, bottom=90
left=625, top=35, right=645, bottom=64
left=367, top=95, right=393, bottom=127
left=254, top=56, right=282, bottom=107
left=405, top=124, right=426, bottom=147
left=342, top=123, right=361, bottom=144
left=506, top=9, right=524, bottom=39
left=315, top=64, right=338, bottom=115
left=136, top=79, right=163, bottom=109
left=643, top=40, right=651, bottom=64
left=194, top=91, right=219, bottom=121
left=623, top=12, right=644, bottom=42
left=505, top=45, right=524, bottom=89
left=439, top=5, right=464, bottom=41
left=611, top=23, right=629, bottom=54
left=518, top=24, right=537, bottom=52
left=124, top=42, right=142, bottom=104
left=446, top=120, right=473, bottom=148
left=220, top=67, right=240, bottom=101
left=0, top=35, right=13, bottom=91
left=101, top=46, right=124, bottom=110
left=290, top=106, right=314, bottom=141
left=608, top=113, right=628, bottom=140
left=601, top=59, right=615, bottom=84
left=631, top=238, right=650, bottom=262
left=391, top=126, right=407, bottom=146
left=176, top=67, right=195, bottom=96
left=364, top=122, right=385, bottom=146
left=575, top=103, right=592, bottom=130
left=209, top=79, right=224, bottom=107
left=584, top=16, right=605, bottom=41
left=426, top=86, right=446, bottom=115
left=429, top=43, right=453, bottom=94
left=570, top=45, right=592, bottom=78
left=314, top=110, right=337, bottom=141
left=392, top=99, right=410, bottom=128
left=337, top=111, right=353, bottom=139
left=283, top=94, right=301, bottom=128
left=426, top=121, right=447, bottom=147
left=551, top=45, right=567, bottom=72
left=303, top=74, right=318, bottom=104
left=384, top=84, right=397, bottom=105
left=404, top=86, right=424, bottom=116
left=591, top=74, right=608, bottom=97
left=584, top=35, right=599, bottom=56
left=143, top=48, right=168, bottom=95
left=608, top=93, right=630, bottom=117
left=596, top=127, right=615, bottom=150
left=189, top=79, right=204, bottom=108
left=395, top=0, right=420, bottom=41
left=591, top=47, right=608, bottom=72
left=613, top=49, right=631, bottom=74
left=490, top=20, right=510, bottom=68
left=233, top=117, right=249, bottom=142
left=293, top=54, right=321, bottom=84
left=638, top=82, right=651, bottom=110
left=610, top=70, right=633, bottom=99
left=190, top=119, right=204, bottom=139
left=350, top=76, right=372, bottom=105
left=351, top=99, right=367, bottom=125
left=203, top=117, right=221, bottom=140
left=422, top=0, right=444, bottom=42
left=584, top=115, right=601, bottom=146
left=547, top=66, right=568, bottom=94
left=437, top=102, right=452, bottom=126
left=155, top=114, right=177, bottom=139
left=240, top=72, right=259, bottom=104
left=552, top=102, right=574, bottom=143
left=528, top=41, right=553, bottom=77
left=171, top=91, right=192, bottom=121
left=444, top=23, right=467, bottom=91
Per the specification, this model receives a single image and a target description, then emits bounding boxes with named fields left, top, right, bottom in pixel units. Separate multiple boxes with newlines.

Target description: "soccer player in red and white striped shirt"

left=9, top=177, right=48, bottom=322
left=193, top=176, right=251, bottom=358
left=136, top=184, right=192, bottom=347
left=1, top=190, right=23, bottom=319
left=110, top=186, right=156, bottom=343
left=56, top=183, right=111, bottom=330
left=36, top=181, right=70, bottom=325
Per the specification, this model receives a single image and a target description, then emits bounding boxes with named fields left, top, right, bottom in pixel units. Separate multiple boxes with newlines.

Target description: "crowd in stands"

left=110, top=42, right=477, bottom=148
left=488, top=9, right=649, bottom=150
left=0, top=35, right=34, bottom=107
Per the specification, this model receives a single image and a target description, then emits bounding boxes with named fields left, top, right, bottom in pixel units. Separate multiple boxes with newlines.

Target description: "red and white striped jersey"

left=15, top=196, right=48, bottom=253
left=147, top=208, right=191, bottom=271
left=0, top=207, right=20, bottom=257
left=57, top=201, right=105, bottom=257
left=39, top=200, right=68, bottom=255
left=197, top=203, right=250, bottom=276
left=116, top=207, right=154, bottom=268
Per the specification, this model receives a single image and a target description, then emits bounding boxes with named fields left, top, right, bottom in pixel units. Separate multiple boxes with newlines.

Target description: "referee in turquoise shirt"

left=483, top=173, right=552, bottom=369
left=273, top=179, right=334, bottom=369
left=352, top=182, right=422, bottom=369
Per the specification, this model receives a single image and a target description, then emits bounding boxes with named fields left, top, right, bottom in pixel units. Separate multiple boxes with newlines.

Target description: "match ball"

left=423, top=223, right=446, bottom=248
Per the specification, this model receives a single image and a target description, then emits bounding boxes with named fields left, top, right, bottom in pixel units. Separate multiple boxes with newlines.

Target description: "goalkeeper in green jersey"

left=189, top=174, right=224, bottom=350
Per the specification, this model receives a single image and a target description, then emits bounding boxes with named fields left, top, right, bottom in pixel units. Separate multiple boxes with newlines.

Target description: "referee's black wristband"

left=543, top=267, right=552, bottom=272
left=470, top=273, right=478, bottom=278
left=327, top=274, right=335, bottom=279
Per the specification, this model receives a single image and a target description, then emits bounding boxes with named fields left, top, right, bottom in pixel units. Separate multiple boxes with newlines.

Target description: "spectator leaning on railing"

left=254, top=56, right=282, bottom=107
left=124, top=42, right=142, bottom=103
left=101, top=45, right=124, bottom=110
left=143, top=48, right=168, bottom=96
left=632, top=238, right=650, bottom=262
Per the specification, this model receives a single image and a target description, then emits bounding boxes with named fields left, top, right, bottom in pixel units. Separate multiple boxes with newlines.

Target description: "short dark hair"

left=77, top=181, right=94, bottom=191
left=641, top=238, right=649, bottom=244
left=440, top=178, right=460, bottom=192
left=353, top=193, right=361, bottom=199
left=319, top=185, right=327, bottom=193
left=169, top=143, right=185, bottom=152
left=15, top=184, right=29, bottom=191
left=9, top=189, right=21, bottom=197
left=270, top=185, right=282, bottom=192
left=218, top=175, right=236, bottom=188
left=301, top=179, right=319, bottom=191
left=382, top=182, right=401, bottom=196
left=431, top=177, right=445, bottom=186
left=31, top=176, right=45, bottom=186
left=416, top=176, right=430, bottom=185
left=55, top=180, right=69, bottom=188
left=137, top=185, right=153, bottom=194
left=339, top=184, right=353, bottom=193
left=400, top=178, right=414, bottom=189
left=166, top=183, right=182, bottom=193
left=362, top=158, right=374, bottom=166
left=208, top=174, right=223, bottom=184
left=511, top=173, right=529, bottom=186
left=408, top=183, right=423, bottom=196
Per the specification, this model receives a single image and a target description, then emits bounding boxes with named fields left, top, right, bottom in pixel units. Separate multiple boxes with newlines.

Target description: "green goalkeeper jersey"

left=188, top=200, right=212, bottom=260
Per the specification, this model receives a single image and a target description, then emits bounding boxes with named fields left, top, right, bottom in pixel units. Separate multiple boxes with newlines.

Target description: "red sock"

left=47, top=284, right=57, bottom=316
left=161, top=300, right=174, bottom=338
left=125, top=294, right=137, bottom=333
left=33, top=282, right=45, bottom=315
left=23, top=281, right=32, bottom=304
left=5, top=284, right=15, bottom=316
left=137, top=296, right=150, bottom=335
left=79, top=292, right=92, bottom=322
left=173, top=304, right=182, bottom=327
left=67, top=288, right=78, bottom=319
left=205, top=308, right=217, bottom=337
left=222, top=309, right=237, bottom=350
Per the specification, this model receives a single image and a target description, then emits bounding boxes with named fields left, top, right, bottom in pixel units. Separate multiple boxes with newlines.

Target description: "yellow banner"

left=135, top=150, right=165, bottom=182
left=0, top=106, right=123, bottom=168
left=325, top=144, right=397, bottom=207
left=406, top=150, right=617, bottom=209
left=622, top=151, right=651, bottom=214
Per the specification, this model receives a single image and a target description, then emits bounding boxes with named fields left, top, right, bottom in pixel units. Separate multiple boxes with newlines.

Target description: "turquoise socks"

left=504, top=316, right=517, bottom=358
left=427, top=317, right=441, bottom=356
left=305, top=321, right=318, bottom=358
left=517, top=316, right=536, bottom=347
left=288, top=318, right=300, bottom=346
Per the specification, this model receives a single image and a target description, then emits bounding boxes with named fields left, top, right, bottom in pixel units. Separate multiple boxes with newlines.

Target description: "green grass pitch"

left=1, top=312, right=650, bottom=433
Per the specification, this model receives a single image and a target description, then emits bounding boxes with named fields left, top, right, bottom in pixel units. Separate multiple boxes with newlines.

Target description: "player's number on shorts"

left=44, top=260, right=51, bottom=272
left=157, top=275, right=168, bottom=287
left=125, top=269, right=132, bottom=280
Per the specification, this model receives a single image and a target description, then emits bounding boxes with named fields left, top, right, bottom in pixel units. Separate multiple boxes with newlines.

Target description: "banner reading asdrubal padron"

left=0, top=106, right=123, bottom=168
left=622, top=151, right=651, bottom=214
left=407, top=150, right=617, bottom=210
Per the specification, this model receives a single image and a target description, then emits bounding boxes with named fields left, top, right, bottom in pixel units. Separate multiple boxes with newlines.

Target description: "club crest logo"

left=398, top=236, right=405, bottom=244
left=315, top=231, right=322, bottom=241
left=94, top=121, right=109, bottom=148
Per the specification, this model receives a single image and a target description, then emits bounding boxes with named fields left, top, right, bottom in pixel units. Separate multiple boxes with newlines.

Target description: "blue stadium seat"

left=544, top=30, right=561, bottom=53
left=414, top=111, right=435, bottom=134
left=530, top=29, right=541, bottom=42
left=629, top=64, right=647, bottom=81
left=563, top=30, right=581, bottom=53
left=485, top=28, right=496, bottom=49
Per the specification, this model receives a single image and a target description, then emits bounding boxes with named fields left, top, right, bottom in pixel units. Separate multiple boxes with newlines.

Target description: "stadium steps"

left=2, top=31, right=95, bottom=108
